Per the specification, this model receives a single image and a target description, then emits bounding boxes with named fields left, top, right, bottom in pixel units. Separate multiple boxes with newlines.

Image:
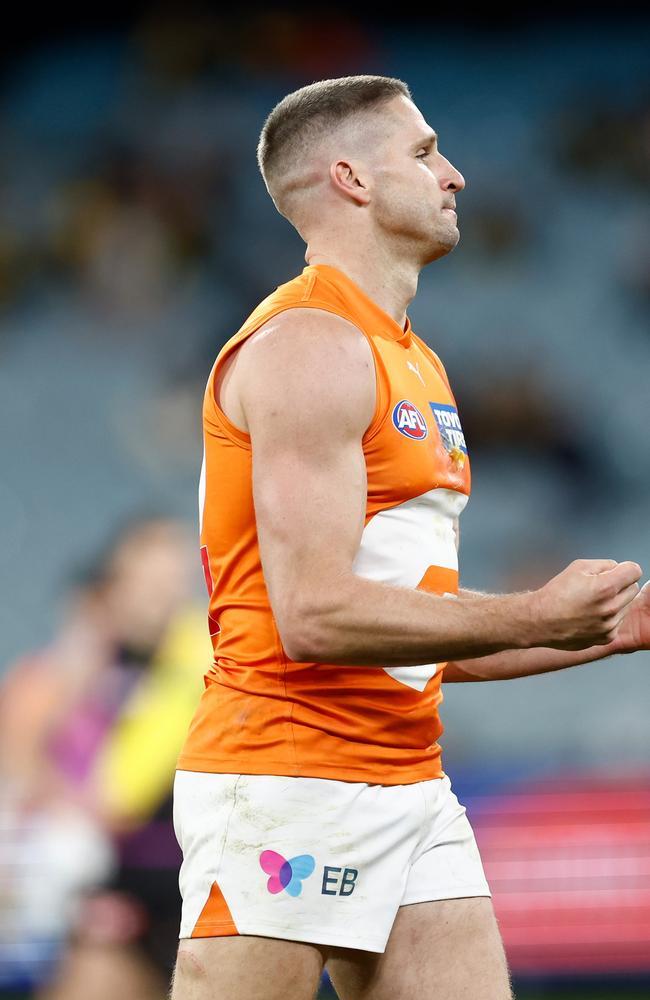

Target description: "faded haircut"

left=257, top=75, right=411, bottom=210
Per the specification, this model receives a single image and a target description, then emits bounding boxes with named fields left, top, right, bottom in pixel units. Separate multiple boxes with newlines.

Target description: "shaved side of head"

left=257, top=75, right=411, bottom=228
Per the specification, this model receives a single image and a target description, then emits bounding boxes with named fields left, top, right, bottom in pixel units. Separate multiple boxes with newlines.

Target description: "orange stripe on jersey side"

left=191, top=880, right=238, bottom=938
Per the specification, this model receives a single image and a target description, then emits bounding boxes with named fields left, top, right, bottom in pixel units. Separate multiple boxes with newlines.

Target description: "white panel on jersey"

left=382, top=663, right=438, bottom=693
left=352, top=488, right=468, bottom=692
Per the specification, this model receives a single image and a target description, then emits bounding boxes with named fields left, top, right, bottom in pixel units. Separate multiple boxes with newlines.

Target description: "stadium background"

left=0, top=5, right=649, bottom=998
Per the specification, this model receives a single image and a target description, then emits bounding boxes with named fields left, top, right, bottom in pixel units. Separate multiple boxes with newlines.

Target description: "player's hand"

left=607, top=580, right=650, bottom=654
left=531, top=559, right=642, bottom=650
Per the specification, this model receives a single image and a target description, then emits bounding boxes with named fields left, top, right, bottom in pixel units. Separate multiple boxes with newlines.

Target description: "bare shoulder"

left=239, top=307, right=373, bottom=377
left=238, top=308, right=376, bottom=437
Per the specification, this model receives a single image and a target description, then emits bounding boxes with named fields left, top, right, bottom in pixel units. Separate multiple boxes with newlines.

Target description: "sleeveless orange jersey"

left=178, top=264, right=471, bottom=784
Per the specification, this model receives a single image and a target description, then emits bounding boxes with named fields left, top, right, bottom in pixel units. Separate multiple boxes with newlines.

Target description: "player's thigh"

left=327, top=897, right=512, bottom=1000
left=170, top=934, right=327, bottom=1000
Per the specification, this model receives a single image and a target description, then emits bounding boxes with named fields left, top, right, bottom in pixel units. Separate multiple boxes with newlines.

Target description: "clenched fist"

left=531, top=559, right=642, bottom=650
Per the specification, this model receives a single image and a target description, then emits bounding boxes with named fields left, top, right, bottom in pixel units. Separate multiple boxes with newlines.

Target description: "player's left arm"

left=447, top=519, right=649, bottom=681
left=443, top=582, right=650, bottom=681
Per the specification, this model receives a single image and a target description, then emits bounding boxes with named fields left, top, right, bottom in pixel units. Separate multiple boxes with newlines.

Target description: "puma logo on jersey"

left=407, top=360, right=425, bottom=386
left=392, top=400, right=428, bottom=440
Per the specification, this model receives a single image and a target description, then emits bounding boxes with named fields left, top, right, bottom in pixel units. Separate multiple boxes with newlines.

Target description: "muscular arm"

left=237, top=310, right=640, bottom=666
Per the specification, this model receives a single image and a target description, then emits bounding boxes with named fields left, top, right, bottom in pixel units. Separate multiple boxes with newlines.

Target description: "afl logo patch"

left=392, top=399, right=428, bottom=440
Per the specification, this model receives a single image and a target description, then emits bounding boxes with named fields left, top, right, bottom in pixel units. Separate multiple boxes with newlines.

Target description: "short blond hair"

left=257, top=75, right=411, bottom=206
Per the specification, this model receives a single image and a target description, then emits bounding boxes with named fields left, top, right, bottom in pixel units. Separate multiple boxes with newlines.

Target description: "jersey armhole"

left=204, top=344, right=253, bottom=450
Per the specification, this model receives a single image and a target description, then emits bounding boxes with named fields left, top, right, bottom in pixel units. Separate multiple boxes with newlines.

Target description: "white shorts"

left=174, top=770, right=490, bottom=953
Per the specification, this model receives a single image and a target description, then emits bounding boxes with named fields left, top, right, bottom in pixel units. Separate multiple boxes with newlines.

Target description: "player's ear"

left=330, top=160, right=371, bottom=207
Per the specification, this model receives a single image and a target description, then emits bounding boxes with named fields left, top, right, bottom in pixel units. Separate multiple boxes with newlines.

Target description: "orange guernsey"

left=179, top=263, right=470, bottom=784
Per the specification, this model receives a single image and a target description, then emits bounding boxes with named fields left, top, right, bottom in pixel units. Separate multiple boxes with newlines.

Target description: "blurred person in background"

left=0, top=515, right=209, bottom=1000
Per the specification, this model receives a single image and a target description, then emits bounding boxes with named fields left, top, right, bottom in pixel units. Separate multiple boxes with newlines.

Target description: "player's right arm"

left=236, top=309, right=641, bottom=667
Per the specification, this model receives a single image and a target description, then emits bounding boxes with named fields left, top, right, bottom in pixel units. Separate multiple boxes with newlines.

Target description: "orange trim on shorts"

left=191, top=880, right=239, bottom=938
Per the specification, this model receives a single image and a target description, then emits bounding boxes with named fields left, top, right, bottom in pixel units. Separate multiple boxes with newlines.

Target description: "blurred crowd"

left=1, top=14, right=648, bottom=646
left=0, top=515, right=209, bottom=996
left=1, top=8, right=649, bottom=996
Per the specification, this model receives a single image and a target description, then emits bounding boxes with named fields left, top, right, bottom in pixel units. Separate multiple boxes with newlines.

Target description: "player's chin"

left=442, top=220, right=461, bottom=249
left=424, top=229, right=460, bottom=263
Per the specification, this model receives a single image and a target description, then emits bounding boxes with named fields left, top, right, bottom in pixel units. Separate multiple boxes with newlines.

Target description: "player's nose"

left=439, top=156, right=465, bottom=193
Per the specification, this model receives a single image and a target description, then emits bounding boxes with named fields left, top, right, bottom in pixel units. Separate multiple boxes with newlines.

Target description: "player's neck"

left=305, top=240, right=419, bottom=328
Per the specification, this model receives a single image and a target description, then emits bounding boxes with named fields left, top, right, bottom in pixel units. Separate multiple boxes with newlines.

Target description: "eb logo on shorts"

left=259, top=851, right=358, bottom=898
left=321, top=865, right=358, bottom=897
